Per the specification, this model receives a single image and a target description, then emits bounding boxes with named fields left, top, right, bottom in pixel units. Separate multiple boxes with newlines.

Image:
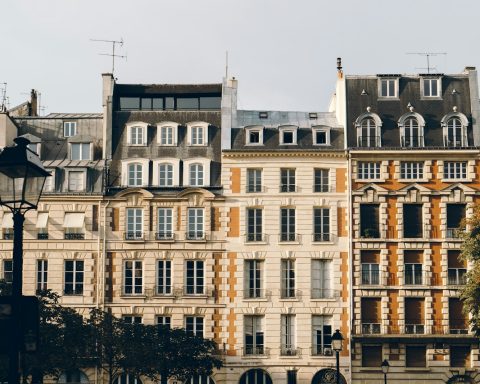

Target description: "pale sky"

left=2, top=0, right=479, bottom=114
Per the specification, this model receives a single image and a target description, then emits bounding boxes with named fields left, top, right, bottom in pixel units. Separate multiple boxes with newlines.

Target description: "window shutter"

left=405, top=298, right=424, bottom=322
left=361, top=298, right=381, bottom=322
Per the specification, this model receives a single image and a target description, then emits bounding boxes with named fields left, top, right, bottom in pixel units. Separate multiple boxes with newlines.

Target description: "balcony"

left=279, top=233, right=299, bottom=243
left=446, top=228, right=463, bottom=239
left=246, top=185, right=264, bottom=193
left=185, top=231, right=205, bottom=241
left=312, top=345, right=333, bottom=357
left=244, top=289, right=271, bottom=300
left=37, top=233, right=49, bottom=240
left=155, top=232, right=174, bottom=241
left=362, top=323, right=381, bottom=334
left=64, top=233, right=85, bottom=240
left=311, top=288, right=338, bottom=300
left=243, top=346, right=268, bottom=356
left=404, top=271, right=428, bottom=286
left=401, top=135, right=424, bottom=148
left=280, top=185, right=297, bottom=193
left=360, top=227, right=380, bottom=239
left=357, top=136, right=380, bottom=147
left=405, top=324, right=425, bottom=334
left=361, top=271, right=380, bottom=285
left=313, top=233, right=331, bottom=242
left=3, top=231, right=13, bottom=240
left=280, top=288, right=301, bottom=299
left=245, top=233, right=267, bottom=243
left=448, top=269, right=467, bottom=286
left=280, top=347, right=300, bottom=356
left=313, top=185, right=333, bottom=193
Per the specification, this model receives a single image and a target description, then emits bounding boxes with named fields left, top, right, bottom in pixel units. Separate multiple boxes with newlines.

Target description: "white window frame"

left=121, top=159, right=150, bottom=187
left=244, top=315, right=264, bottom=355
left=354, top=112, right=382, bottom=147
left=441, top=112, right=469, bottom=148
left=43, top=169, right=55, bottom=192
left=245, top=125, right=264, bottom=146
left=66, top=169, right=87, bottom=192
left=64, top=260, right=84, bottom=295
left=244, top=259, right=263, bottom=299
left=37, top=259, right=48, bottom=292
left=312, top=315, right=332, bottom=355
left=152, top=158, right=180, bottom=187
left=156, top=315, right=171, bottom=328
left=157, top=208, right=173, bottom=240
left=279, top=125, right=298, bottom=145
left=443, top=161, right=468, bottom=180
left=70, top=143, right=92, bottom=161
left=281, top=259, right=295, bottom=298
left=398, top=112, right=425, bottom=148
left=281, top=314, right=296, bottom=353
left=314, top=169, right=330, bottom=192
left=156, top=121, right=179, bottom=146
left=157, top=259, right=172, bottom=295
left=187, top=121, right=209, bottom=146
left=126, top=122, right=148, bottom=146
left=246, top=208, right=263, bottom=242
left=126, top=208, right=143, bottom=240
left=187, top=208, right=204, bottom=240
left=400, top=162, right=424, bottom=180
left=185, top=316, right=204, bottom=337
left=312, top=259, right=332, bottom=299
left=247, top=168, right=262, bottom=193
left=313, top=208, right=330, bottom=242
left=185, top=260, right=204, bottom=295
left=63, top=121, right=77, bottom=137
left=421, top=76, right=442, bottom=98
left=378, top=77, right=399, bottom=98
left=123, top=260, right=143, bottom=295
left=312, top=126, right=330, bottom=145
left=183, top=158, right=210, bottom=187
left=357, top=161, right=381, bottom=180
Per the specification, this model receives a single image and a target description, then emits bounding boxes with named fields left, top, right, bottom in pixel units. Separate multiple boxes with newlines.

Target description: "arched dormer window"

left=152, top=158, right=181, bottom=187
left=441, top=110, right=469, bottom=147
left=121, top=158, right=150, bottom=187
left=354, top=110, right=382, bottom=147
left=398, top=112, right=425, bottom=148
left=184, top=158, right=211, bottom=187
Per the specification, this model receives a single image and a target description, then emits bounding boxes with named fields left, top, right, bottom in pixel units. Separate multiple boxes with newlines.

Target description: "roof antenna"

left=406, top=52, right=447, bottom=74
left=90, top=38, right=127, bottom=74
left=0, top=82, right=7, bottom=111
left=225, top=51, right=229, bottom=79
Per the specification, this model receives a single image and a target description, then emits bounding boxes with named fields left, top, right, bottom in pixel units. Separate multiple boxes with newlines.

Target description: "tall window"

left=63, top=122, right=77, bottom=137
left=281, top=259, right=295, bottom=298
left=402, top=117, right=421, bottom=147
left=280, top=315, right=295, bottom=354
left=128, top=163, right=143, bottom=187
left=185, top=260, right=204, bottom=295
left=246, top=208, right=263, bottom=242
left=361, top=298, right=381, bottom=334
left=312, top=315, right=332, bottom=355
left=357, top=162, right=380, bottom=180
left=361, top=251, right=380, bottom=285
left=124, top=260, right=143, bottom=295
left=244, top=316, right=264, bottom=355
left=64, top=260, right=84, bottom=295
left=130, top=126, right=144, bottom=145
left=68, top=171, right=85, bottom=192
left=156, top=316, right=171, bottom=329
left=405, top=298, right=425, bottom=334
left=360, top=204, right=380, bottom=238
left=314, top=169, right=329, bottom=192
left=159, top=164, right=173, bottom=187
left=406, top=346, right=426, bottom=367
left=187, top=208, right=204, bottom=240
left=450, top=346, right=471, bottom=367
left=359, top=118, right=377, bottom=147
left=444, top=162, right=467, bottom=180
left=189, top=163, right=204, bottom=186
left=247, top=169, right=262, bottom=193
left=423, top=78, right=440, bottom=97
left=447, top=204, right=466, bottom=238
left=313, top=208, right=330, bottom=242
left=245, top=260, right=263, bottom=299
left=186, top=316, right=203, bottom=337
left=280, top=208, right=296, bottom=242
left=403, top=204, right=423, bottom=238
left=159, top=126, right=174, bottom=145
left=71, top=143, right=91, bottom=160
left=2, top=260, right=12, bottom=285
left=362, top=345, right=382, bottom=367
left=113, top=374, right=142, bottom=384
left=404, top=251, right=423, bottom=285
left=280, top=169, right=296, bottom=192
left=380, top=78, right=396, bottom=98
left=123, top=316, right=142, bottom=324
left=400, top=162, right=424, bottom=180
left=446, top=117, right=466, bottom=147
left=126, top=208, right=143, bottom=240
left=157, top=260, right=172, bottom=295
left=449, top=298, right=468, bottom=334
left=311, top=259, right=332, bottom=299
left=157, top=208, right=173, bottom=240
left=37, top=259, right=48, bottom=292
left=448, top=250, right=467, bottom=286
left=191, top=126, right=205, bottom=145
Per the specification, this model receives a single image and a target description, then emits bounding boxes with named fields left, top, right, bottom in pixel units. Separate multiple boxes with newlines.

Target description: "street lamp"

left=381, top=359, right=390, bottom=384
left=0, top=137, right=50, bottom=384
left=331, top=329, right=344, bottom=384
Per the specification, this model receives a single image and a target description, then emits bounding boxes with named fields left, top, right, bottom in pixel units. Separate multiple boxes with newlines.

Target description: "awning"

left=1, top=213, right=13, bottom=228
left=36, top=212, right=49, bottom=228
left=63, top=213, right=85, bottom=228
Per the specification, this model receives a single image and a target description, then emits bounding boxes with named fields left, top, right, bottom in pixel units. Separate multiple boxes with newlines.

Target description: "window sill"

left=377, top=97, right=400, bottom=101
left=243, top=297, right=269, bottom=302
left=441, top=178, right=470, bottom=183
left=420, top=96, right=442, bottom=101
left=312, top=241, right=335, bottom=245
left=404, top=367, right=430, bottom=372
left=120, top=294, right=146, bottom=298
left=278, top=240, right=301, bottom=245
left=398, top=178, right=428, bottom=183
left=245, top=143, right=264, bottom=146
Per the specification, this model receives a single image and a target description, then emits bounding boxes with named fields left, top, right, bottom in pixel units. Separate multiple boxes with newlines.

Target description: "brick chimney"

left=30, top=89, right=38, bottom=116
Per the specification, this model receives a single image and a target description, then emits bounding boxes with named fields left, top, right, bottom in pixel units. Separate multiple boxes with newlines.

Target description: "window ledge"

left=398, top=178, right=429, bottom=183
left=441, top=178, right=470, bottom=183
left=243, top=298, right=269, bottom=302
left=377, top=97, right=400, bottom=101
left=278, top=355, right=302, bottom=359
left=420, top=96, right=442, bottom=101
left=278, top=241, right=301, bottom=245
left=279, top=298, right=301, bottom=302
left=404, top=367, right=430, bottom=372
left=311, top=298, right=339, bottom=302
left=120, top=294, right=146, bottom=298
left=312, top=241, right=335, bottom=245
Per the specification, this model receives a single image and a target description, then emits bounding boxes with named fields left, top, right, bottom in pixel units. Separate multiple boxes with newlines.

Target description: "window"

left=400, top=162, right=424, bottom=180
left=113, top=373, right=142, bottom=384
left=43, top=170, right=55, bottom=192
left=280, top=208, right=296, bottom=242
left=2, top=213, right=13, bottom=240
left=245, top=260, right=263, bottom=299
left=406, top=346, right=426, bottom=367
left=129, top=126, right=145, bottom=146
left=36, top=212, right=49, bottom=240
left=68, top=171, right=85, bottom=192
left=124, top=260, right=142, bottom=295
left=185, top=316, right=203, bottom=337
left=312, top=315, right=332, bottom=355
left=58, top=370, right=89, bottom=384
left=448, top=251, right=467, bottom=285
left=404, top=251, right=423, bottom=285
left=2, top=260, right=12, bottom=284
left=156, top=316, right=171, bottom=329
left=449, top=298, right=468, bottom=334
left=281, top=259, right=295, bottom=298
left=405, top=298, right=425, bottom=334
left=156, top=260, right=172, bottom=295
left=313, top=208, right=330, bottom=242
left=447, top=204, right=466, bottom=238
left=361, top=298, right=381, bottom=334
left=189, top=163, right=204, bottom=186
left=362, top=345, right=382, bottom=367
left=37, top=259, right=48, bottom=292
left=187, top=208, right=204, bottom=240
left=422, top=77, right=441, bottom=97
left=314, top=169, right=329, bottom=192
left=123, top=316, right=142, bottom=324
left=63, top=212, right=85, bottom=240
left=247, top=169, right=262, bottom=193
left=64, top=122, right=77, bottom=137
left=28, top=142, right=40, bottom=156
left=159, top=126, right=174, bottom=145
left=246, top=208, right=263, bottom=242
left=280, top=315, right=295, bottom=355
left=445, top=117, right=467, bottom=147
left=239, top=370, right=272, bottom=384
left=313, top=128, right=330, bottom=145
left=379, top=78, right=397, bottom=98
left=191, top=126, right=205, bottom=145
left=159, top=164, right=173, bottom=187
left=401, top=117, right=422, bottom=147
left=187, top=376, right=215, bottom=384
left=128, top=163, right=143, bottom=187
left=249, top=131, right=260, bottom=144
left=357, top=162, right=380, bottom=180
left=360, top=204, right=380, bottom=238
left=185, top=260, right=204, bottom=295
left=245, top=126, right=264, bottom=145
left=450, top=346, right=471, bottom=367
left=157, top=208, right=173, bottom=240
left=64, top=260, right=84, bottom=295
left=361, top=251, right=380, bottom=285
left=70, top=143, right=91, bottom=160
left=280, top=127, right=297, bottom=145
left=311, top=259, right=332, bottom=299
left=126, top=208, right=143, bottom=240
left=359, top=118, right=378, bottom=147
left=280, top=169, right=296, bottom=192
left=444, top=162, right=467, bottom=180
left=244, top=316, right=264, bottom=355
left=287, top=371, right=297, bottom=384
left=403, top=204, right=423, bottom=238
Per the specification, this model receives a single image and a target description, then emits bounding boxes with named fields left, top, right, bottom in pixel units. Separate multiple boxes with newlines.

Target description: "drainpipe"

left=347, top=150, right=353, bottom=382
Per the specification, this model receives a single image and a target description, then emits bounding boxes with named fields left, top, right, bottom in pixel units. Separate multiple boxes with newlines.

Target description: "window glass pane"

left=165, top=97, right=174, bottom=110
left=152, top=98, right=164, bottom=109
left=177, top=98, right=199, bottom=110
left=120, top=97, right=140, bottom=110
left=199, top=96, right=221, bottom=109
left=141, top=98, right=152, bottom=110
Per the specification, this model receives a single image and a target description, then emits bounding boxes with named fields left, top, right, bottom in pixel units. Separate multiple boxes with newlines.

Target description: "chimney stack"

left=337, top=57, right=343, bottom=79
left=30, top=89, right=38, bottom=116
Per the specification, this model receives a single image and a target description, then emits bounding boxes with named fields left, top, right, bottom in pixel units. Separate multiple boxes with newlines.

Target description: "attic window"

left=309, top=113, right=318, bottom=119
left=259, top=112, right=268, bottom=119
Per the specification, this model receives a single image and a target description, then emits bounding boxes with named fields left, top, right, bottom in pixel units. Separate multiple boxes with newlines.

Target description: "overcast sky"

left=2, top=0, right=479, bottom=114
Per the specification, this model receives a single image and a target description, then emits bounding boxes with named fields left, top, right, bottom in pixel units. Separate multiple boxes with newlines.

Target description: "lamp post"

left=0, top=137, right=50, bottom=384
left=331, top=329, right=344, bottom=384
left=381, top=359, right=390, bottom=384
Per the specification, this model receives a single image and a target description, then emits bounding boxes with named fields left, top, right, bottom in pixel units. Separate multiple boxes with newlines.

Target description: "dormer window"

left=121, top=159, right=150, bottom=187
left=421, top=76, right=442, bottom=98
left=398, top=112, right=425, bottom=148
left=312, top=126, right=331, bottom=146
left=245, top=126, right=264, bottom=146
left=70, top=143, right=91, bottom=160
left=126, top=122, right=148, bottom=146
left=378, top=77, right=399, bottom=98
left=187, top=122, right=209, bottom=146
left=441, top=110, right=469, bottom=147
left=28, top=143, right=40, bottom=156
left=279, top=126, right=298, bottom=145
left=64, top=122, right=77, bottom=137
left=157, top=122, right=179, bottom=146
left=355, top=109, right=382, bottom=147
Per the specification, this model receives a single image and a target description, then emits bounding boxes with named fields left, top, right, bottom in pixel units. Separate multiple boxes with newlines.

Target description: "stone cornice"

left=222, top=150, right=347, bottom=158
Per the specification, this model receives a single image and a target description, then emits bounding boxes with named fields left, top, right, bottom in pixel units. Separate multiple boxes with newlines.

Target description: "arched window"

left=113, top=374, right=142, bottom=384
left=159, top=163, right=174, bottom=186
left=447, top=117, right=465, bottom=147
left=58, top=370, right=89, bottom=384
left=360, top=118, right=377, bottom=147
left=128, top=163, right=143, bottom=187
left=130, top=126, right=144, bottom=145
left=239, top=369, right=272, bottom=384
left=186, top=375, right=215, bottom=384
left=189, top=163, right=204, bottom=186
left=312, top=368, right=346, bottom=384
left=402, top=117, right=420, bottom=147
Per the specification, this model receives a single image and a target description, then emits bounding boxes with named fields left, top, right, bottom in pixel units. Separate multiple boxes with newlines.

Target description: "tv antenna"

left=0, top=83, right=7, bottom=111
left=90, top=38, right=127, bottom=73
left=407, top=52, right=447, bottom=74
